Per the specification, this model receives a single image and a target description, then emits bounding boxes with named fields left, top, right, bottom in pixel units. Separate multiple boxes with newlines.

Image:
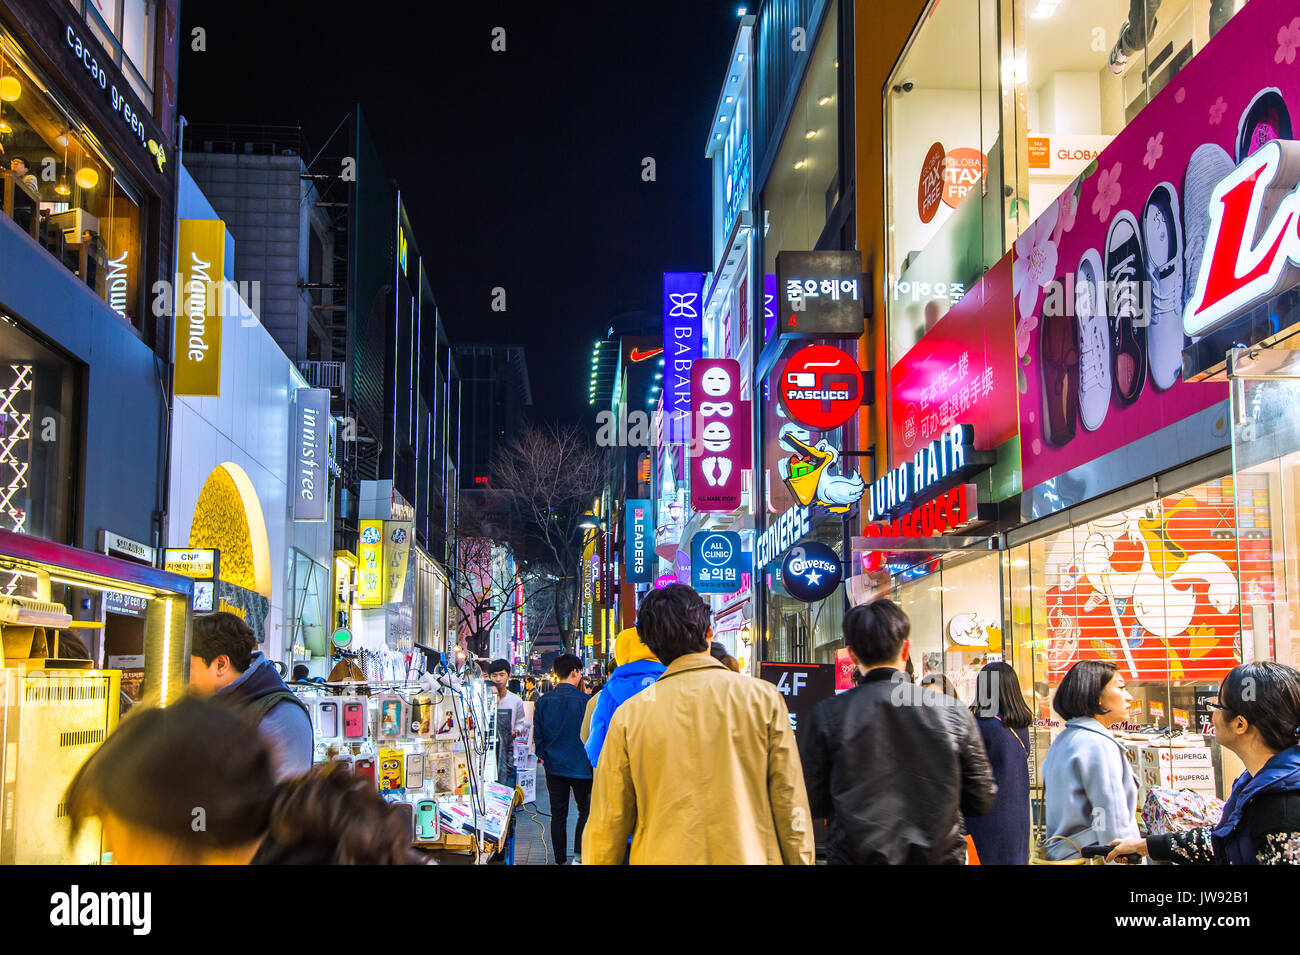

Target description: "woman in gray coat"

left=1040, top=660, right=1139, bottom=860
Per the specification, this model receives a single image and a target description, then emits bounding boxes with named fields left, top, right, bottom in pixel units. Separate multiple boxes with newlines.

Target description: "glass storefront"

left=0, top=32, right=145, bottom=328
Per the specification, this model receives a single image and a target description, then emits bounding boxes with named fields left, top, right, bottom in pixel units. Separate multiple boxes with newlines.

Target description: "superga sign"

left=1184, top=139, right=1300, bottom=338
left=867, top=424, right=988, bottom=521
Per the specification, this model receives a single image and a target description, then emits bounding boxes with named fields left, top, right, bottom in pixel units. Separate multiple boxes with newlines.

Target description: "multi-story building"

left=455, top=343, right=531, bottom=489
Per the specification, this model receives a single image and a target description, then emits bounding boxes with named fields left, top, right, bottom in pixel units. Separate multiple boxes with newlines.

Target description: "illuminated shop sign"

left=778, top=343, right=864, bottom=431
left=398, top=225, right=409, bottom=276
left=663, top=271, right=703, bottom=443
left=64, top=23, right=167, bottom=173
left=723, top=129, right=750, bottom=239
left=163, top=548, right=218, bottom=579
left=106, top=251, right=129, bottom=320
left=292, top=388, right=330, bottom=522
left=174, top=219, right=226, bottom=397
left=691, top=531, right=742, bottom=594
left=781, top=541, right=841, bottom=603
left=1183, top=139, right=1300, bottom=339
left=775, top=251, right=864, bottom=339
left=689, top=358, right=749, bottom=513
left=625, top=498, right=653, bottom=584
left=357, top=520, right=384, bottom=606
left=867, top=424, right=991, bottom=522
left=863, top=483, right=978, bottom=541
left=0, top=364, right=33, bottom=533
left=756, top=502, right=811, bottom=569
left=778, top=423, right=865, bottom=514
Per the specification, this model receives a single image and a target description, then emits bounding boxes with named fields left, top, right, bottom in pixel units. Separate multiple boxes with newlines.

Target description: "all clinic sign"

left=174, top=219, right=226, bottom=397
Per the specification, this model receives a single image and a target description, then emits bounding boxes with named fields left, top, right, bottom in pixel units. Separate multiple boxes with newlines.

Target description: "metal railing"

left=297, top=360, right=345, bottom=390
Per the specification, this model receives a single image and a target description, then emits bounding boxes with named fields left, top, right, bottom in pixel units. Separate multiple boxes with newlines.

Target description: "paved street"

left=511, top=767, right=582, bottom=866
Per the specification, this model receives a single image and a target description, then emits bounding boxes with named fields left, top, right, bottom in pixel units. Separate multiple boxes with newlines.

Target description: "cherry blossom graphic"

left=1091, top=163, right=1123, bottom=221
left=1143, top=132, right=1164, bottom=170
left=1016, top=311, right=1039, bottom=359
left=1209, top=96, right=1229, bottom=125
left=1013, top=200, right=1060, bottom=335
left=1175, top=87, right=1186, bottom=104
left=1051, top=187, right=1078, bottom=246
left=1276, top=16, right=1300, bottom=65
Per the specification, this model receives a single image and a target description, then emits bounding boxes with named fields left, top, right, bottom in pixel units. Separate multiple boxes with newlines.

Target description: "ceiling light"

left=720, top=115, right=728, bottom=122
left=737, top=7, right=747, bottom=16
left=730, top=75, right=738, bottom=83
left=715, top=134, right=723, bottom=140
left=818, top=95, right=833, bottom=106
left=75, top=167, right=98, bottom=190
left=0, top=119, right=10, bottom=135
left=793, top=159, right=807, bottom=170
left=805, top=129, right=818, bottom=139
left=0, top=75, right=21, bottom=103
left=737, top=53, right=745, bottom=62
left=725, top=96, right=734, bottom=104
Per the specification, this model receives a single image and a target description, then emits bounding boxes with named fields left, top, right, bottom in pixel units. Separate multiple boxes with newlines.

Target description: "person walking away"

left=581, top=658, right=616, bottom=744
left=1040, top=660, right=1139, bottom=860
left=487, top=658, right=527, bottom=787
left=965, top=662, right=1032, bottom=865
left=534, top=653, right=592, bottom=864
left=583, top=585, right=813, bottom=865
left=189, top=611, right=313, bottom=781
left=585, top=627, right=664, bottom=767
left=65, top=698, right=423, bottom=864
left=799, top=600, right=997, bottom=864
left=1107, top=662, right=1300, bottom=865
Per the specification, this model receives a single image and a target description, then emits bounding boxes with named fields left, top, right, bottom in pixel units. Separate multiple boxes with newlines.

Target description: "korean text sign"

left=690, top=531, right=743, bottom=594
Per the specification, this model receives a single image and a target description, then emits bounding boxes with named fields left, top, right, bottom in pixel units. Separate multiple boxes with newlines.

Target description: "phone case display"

left=428, top=752, right=455, bottom=794
left=377, top=695, right=405, bottom=740
left=405, top=752, right=425, bottom=791
left=408, top=695, right=434, bottom=736
left=377, top=748, right=405, bottom=793
left=316, top=700, right=340, bottom=739
left=415, top=799, right=438, bottom=840
left=354, top=757, right=375, bottom=784
left=342, top=700, right=367, bottom=739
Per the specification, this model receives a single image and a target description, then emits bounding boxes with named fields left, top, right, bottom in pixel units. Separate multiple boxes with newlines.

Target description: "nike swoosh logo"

left=630, top=347, right=664, bottom=362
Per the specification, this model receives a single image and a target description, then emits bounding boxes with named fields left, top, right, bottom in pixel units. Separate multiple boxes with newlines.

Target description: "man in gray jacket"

left=800, top=599, right=997, bottom=863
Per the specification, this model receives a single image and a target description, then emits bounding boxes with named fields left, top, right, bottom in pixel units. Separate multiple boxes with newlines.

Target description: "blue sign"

left=722, top=130, right=750, bottom=240
left=625, top=498, right=654, bottom=584
left=781, top=541, right=842, bottom=602
left=663, top=271, right=703, bottom=444
left=690, top=531, right=742, bottom=595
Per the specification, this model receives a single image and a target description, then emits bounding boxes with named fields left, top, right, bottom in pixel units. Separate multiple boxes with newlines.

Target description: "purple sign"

left=653, top=573, right=678, bottom=590
left=663, top=271, right=703, bottom=444
left=690, top=358, right=749, bottom=513
left=764, top=273, right=777, bottom=342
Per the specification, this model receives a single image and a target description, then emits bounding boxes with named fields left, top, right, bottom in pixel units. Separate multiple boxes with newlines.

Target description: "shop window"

left=0, top=43, right=146, bottom=330
left=760, top=0, right=839, bottom=277
left=884, top=0, right=1003, bottom=366
left=69, top=0, right=156, bottom=106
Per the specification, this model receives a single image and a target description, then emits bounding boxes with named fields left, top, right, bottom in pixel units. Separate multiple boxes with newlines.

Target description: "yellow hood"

left=616, top=627, right=659, bottom=666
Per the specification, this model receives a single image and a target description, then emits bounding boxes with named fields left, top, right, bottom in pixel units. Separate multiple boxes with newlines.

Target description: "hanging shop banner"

left=775, top=251, right=864, bottom=339
left=764, top=273, right=778, bottom=342
left=777, top=422, right=865, bottom=514
left=869, top=424, right=991, bottom=522
left=780, top=541, right=842, bottom=602
left=1005, top=1, right=1300, bottom=488
left=174, top=219, right=227, bottom=397
left=384, top=521, right=414, bottom=604
left=755, top=502, right=811, bottom=569
left=890, top=255, right=1018, bottom=469
left=292, top=388, right=330, bottom=522
left=778, top=343, right=864, bottom=430
left=357, top=519, right=385, bottom=606
left=663, top=271, right=703, bottom=444
left=625, top=498, right=654, bottom=584
left=689, top=359, right=750, bottom=512
left=163, top=548, right=218, bottom=579
left=690, top=531, right=743, bottom=594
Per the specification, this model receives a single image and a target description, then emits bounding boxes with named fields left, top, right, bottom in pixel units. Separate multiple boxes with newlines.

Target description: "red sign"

left=942, top=147, right=987, bottom=208
left=690, top=359, right=750, bottom=513
left=778, top=344, right=863, bottom=431
left=863, top=484, right=977, bottom=542
left=889, top=255, right=1018, bottom=468
left=918, top=141, right=946, bottom=224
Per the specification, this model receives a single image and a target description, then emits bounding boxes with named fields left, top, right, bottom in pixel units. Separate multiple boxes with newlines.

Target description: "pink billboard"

left=1012, top=2, right=1300, bottom=487
left=890, top=254, right=1018, bottom=469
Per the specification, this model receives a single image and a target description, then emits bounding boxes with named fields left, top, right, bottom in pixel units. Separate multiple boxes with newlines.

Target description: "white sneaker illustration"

left=1075, top=249, right=1111, bottom=431
left=1181, top=143, right=1234, bottom=319
left=1142, top=182, right=1184, bottom=391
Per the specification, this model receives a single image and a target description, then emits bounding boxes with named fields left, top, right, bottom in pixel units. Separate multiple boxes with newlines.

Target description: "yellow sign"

left=384, top=521, right=414, bottom=604
left=174, top=219, right=226, bottom=397
left=357, top=520, right=385, bottom=606
left=163, top=548, right=216, bottom=579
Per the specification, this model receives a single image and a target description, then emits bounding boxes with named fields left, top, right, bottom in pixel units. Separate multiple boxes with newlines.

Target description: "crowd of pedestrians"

left=61, top=595, right=1300, bottom=865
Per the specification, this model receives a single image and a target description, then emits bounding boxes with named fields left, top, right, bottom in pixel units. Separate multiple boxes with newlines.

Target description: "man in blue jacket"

left=585, top=627, right=664, bottom=768
left=534, top=653, right=592, bottom=864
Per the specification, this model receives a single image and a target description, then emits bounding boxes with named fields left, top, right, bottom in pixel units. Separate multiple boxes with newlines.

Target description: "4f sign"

left=1184, top=139, right=1300, bottom=338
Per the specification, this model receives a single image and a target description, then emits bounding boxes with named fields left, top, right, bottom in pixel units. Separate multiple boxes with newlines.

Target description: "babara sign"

left=689, top=359, right=750, bottom=513
left=663, top=272, right=703, bottom=444
left=1183, top=139, right=1300, bottom=339
left=173, top=219, right=226, bottom=397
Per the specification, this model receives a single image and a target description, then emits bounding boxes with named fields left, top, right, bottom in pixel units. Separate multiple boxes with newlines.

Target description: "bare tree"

left=491, top=423, right=611, bottom=652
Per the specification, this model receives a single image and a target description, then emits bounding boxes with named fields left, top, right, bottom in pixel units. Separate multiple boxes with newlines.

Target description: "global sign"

left=779, top=343, right=864, bottom=431
left=690, top=531, right=742, bottom=594
left=781, top=542, right=842, bottom=603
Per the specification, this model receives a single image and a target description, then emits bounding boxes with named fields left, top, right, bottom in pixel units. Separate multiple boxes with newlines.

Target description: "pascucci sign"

left=867, top=424, right=986, bottom=522
left=1183, top=139, right=1300, bottom=338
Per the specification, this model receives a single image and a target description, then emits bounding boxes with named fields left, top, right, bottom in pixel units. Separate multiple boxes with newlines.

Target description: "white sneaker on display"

left=1075, top=249, right=1111, bottom=431
left=1142, top=182, right=1184, bottom=391
left=1181, top=143, right=1235, bottom=319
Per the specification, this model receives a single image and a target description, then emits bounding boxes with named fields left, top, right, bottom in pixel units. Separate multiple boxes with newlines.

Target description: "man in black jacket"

left=800, top=599, right=997, bottom=864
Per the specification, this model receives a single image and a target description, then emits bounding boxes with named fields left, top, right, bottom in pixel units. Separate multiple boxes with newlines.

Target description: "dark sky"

left=179, top=0, right=743, bottom=424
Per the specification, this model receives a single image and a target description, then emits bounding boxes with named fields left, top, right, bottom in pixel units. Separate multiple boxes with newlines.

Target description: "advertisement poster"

left=890, top=253, right=1018, bottom=469
left=1005, top=3, right=1300, bottom=489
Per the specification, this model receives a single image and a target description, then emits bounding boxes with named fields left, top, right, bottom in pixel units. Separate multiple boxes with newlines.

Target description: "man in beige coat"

left=583, top=584, right=814, bottom=865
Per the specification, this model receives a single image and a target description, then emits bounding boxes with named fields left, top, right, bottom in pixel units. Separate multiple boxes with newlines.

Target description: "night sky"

left=179, top=1, right=743, bottom=424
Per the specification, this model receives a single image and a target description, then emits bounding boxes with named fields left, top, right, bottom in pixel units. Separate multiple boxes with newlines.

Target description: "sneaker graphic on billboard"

left=1181, top=143, right=1235, bottom=316
left=1236, top=87, right=1292, bottom=164
left=1075, top=249, right=1111, bottom=431
left=1142, top=183, right=1185, bottom=391
left=1040, top=307, right=1079, bottom=448
left=1105, top=211, right=1147, bottom=406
